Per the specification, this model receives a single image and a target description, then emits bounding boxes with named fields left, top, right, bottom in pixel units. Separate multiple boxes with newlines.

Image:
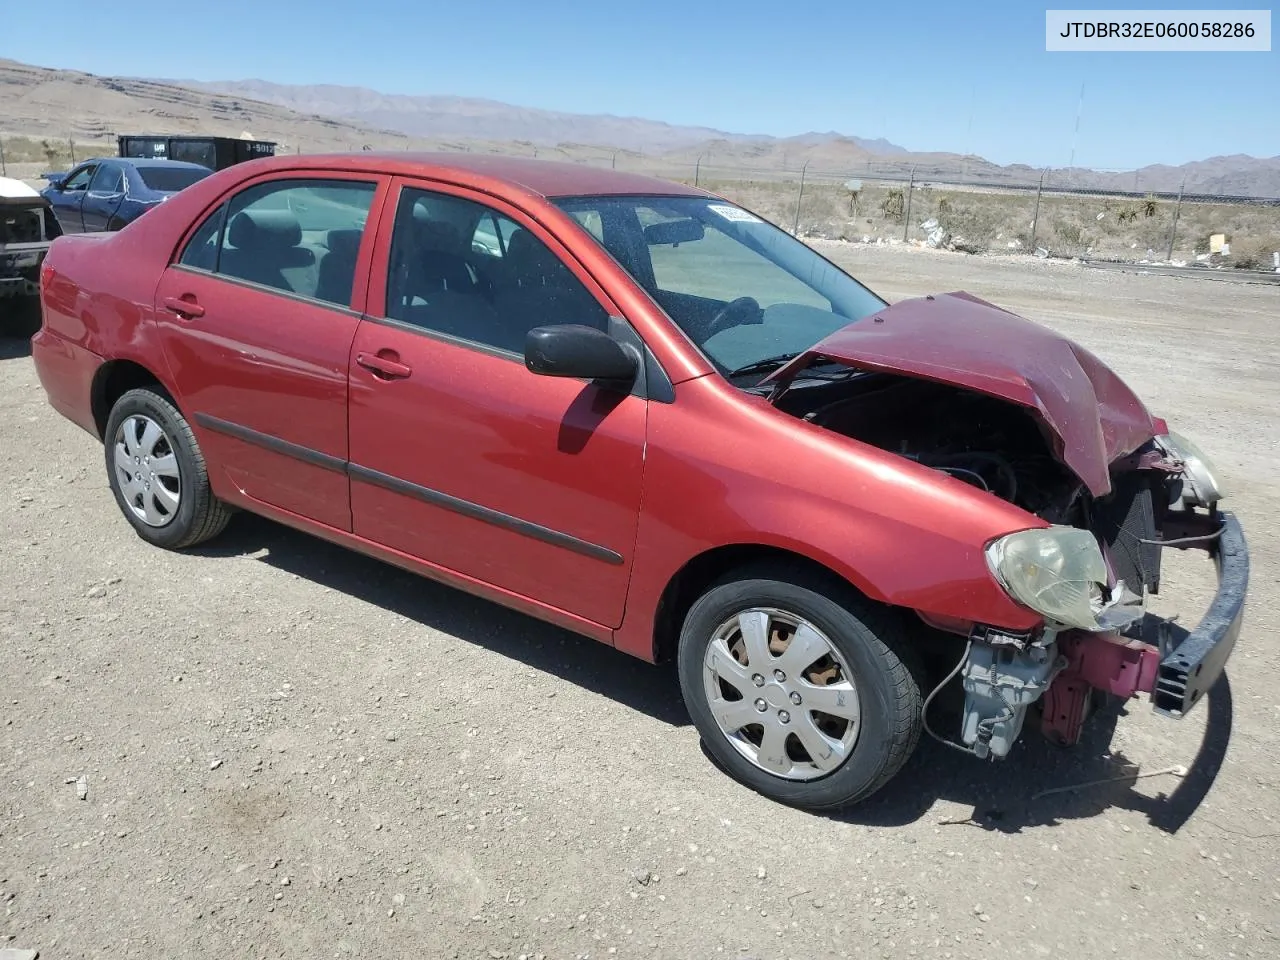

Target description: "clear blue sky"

left=3, top=0, right=1275, bottom=169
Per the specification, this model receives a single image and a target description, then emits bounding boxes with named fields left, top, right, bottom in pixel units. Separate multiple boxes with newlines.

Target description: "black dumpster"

left=116, top=135, right=277, bottom=171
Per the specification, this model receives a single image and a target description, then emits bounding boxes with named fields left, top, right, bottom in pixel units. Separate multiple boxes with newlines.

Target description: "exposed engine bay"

left=777, top=372, right=1090, bottom=522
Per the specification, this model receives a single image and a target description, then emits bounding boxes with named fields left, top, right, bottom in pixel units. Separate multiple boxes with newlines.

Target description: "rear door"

left=81, top=162, right=126, bottom=231
left=346, top=179, right=648, bottom=628
left=154, top=173, right=385, bottom=530
left=48, top=162, right=95, bottom=233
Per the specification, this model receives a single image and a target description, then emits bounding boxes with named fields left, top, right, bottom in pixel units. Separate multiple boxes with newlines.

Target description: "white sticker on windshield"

left=707, top=203, right=762, bottom=223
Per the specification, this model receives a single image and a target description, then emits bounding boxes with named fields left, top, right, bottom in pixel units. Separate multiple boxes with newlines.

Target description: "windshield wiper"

left=726, top=352, right=802, bottom=379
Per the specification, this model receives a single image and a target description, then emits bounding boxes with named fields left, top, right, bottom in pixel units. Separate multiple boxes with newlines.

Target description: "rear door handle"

left=162, top=295, right=204, bottom=319
left=356, top=351, right=412, bottom=380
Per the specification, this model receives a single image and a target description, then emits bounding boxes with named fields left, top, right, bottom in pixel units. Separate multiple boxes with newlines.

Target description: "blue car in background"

left=41, top=157, right=213, bottom=233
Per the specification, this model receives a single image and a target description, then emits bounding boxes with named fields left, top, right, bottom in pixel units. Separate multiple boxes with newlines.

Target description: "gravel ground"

left=2, top=246, right=1277, bottom=960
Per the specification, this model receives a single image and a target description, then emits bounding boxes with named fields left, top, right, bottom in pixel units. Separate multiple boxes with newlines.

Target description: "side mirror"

left=525, top=324, right=638, bottom=384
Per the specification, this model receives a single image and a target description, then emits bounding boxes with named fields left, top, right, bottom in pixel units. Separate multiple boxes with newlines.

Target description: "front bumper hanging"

left=1040, top=510, right=1248, bottom=745
left=1151, top=511, right=1248, bottom=716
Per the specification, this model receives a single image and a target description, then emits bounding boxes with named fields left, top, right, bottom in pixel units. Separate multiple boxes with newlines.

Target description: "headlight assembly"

left=1157, top=432, right=1224, bottom=506
left=985, top=526, right=1109, bottom=631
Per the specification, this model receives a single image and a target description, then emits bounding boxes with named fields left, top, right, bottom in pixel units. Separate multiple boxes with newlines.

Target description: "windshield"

left=137, top=166, right=211, bottom=193
left=551, top=195, right=885, bottom=376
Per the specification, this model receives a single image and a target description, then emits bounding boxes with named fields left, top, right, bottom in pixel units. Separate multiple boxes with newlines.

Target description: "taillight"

left=40, top=261, right=54, bottom=289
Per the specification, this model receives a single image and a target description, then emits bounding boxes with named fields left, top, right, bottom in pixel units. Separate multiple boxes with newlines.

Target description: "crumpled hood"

left=767, top=291, right=1157, bottom=496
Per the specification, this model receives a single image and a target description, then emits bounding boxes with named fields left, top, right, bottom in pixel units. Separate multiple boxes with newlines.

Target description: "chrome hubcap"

left=113, top=414, right=181, bottom=527
left=702, top=607, right=861, bottom=781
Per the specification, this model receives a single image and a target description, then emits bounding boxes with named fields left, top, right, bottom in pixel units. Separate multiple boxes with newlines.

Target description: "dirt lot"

left=2, top=246, right=1277, bottom=960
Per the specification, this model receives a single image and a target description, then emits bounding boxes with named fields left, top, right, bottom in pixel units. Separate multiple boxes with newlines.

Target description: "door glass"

left=178, top=204, right=226, bottom=272
left=62, top=165, right=96, bottom=191
left=89, top=164, right=124, bottom=194
left=202, top=179, right=376, bottom=307
left=385, top=187, right=608, bottom=354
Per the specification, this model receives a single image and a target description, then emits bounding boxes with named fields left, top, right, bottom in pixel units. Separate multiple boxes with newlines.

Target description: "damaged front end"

left=958, top=493, right=1245, bottom=760
left=762, top=292, right=1249, bottom=760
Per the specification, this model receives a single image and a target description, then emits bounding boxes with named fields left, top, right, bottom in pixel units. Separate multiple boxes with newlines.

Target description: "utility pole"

left=902, top=165, right=917, bottom=242
left=792, top=161, right=809, bottom=235
left=1165, top=179, right=1185, bottom=262
left=1029, top=167, right=1048, bottom=251
left=1067, top=81, right=1085, bottom=183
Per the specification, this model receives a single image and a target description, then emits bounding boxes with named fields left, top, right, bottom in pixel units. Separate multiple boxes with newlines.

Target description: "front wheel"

left=678, top=566, right=922, bottom=810
left=103, top=387, right=232, bottom=549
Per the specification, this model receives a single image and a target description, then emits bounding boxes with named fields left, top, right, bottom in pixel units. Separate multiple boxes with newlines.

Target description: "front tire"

left=678, top=565, right=922, bottom=810
left=103, top=387, right=231, bottom=549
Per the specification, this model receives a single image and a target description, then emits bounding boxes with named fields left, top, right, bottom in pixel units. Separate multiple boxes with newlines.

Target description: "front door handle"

left=356, top=351, right=412, bottom=380
left=162, top=295, right=204, bottom=319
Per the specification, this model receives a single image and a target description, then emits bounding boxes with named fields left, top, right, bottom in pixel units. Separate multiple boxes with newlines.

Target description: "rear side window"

left=179, top=205, right=225, bottom=272
left=176, top=179, right=376, bottom=308
left=138, top=167, right=210, bottom=192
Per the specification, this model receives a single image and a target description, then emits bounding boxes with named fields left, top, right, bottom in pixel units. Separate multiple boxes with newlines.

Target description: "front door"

left=347, top=181, right=647, bottom=628
left=154, top=173, right=383, bottom=530
left=81, top=161, right=126, bottom=231
left=48, top=162, right=96, bottom=233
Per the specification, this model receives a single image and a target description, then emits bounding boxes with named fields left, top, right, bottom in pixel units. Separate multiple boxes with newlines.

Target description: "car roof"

left=244, top=151, right=708, bottom=199
left=123, top=158, right=213, bottom=170
left=78, top=157, right=211, bottom=170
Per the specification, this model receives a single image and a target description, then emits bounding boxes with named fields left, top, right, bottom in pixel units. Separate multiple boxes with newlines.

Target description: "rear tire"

left=103, top=387, right=231, bottom=549
left=677, top=564, right=922, bottom=810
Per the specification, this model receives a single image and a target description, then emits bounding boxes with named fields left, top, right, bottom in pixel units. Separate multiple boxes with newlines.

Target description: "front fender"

left=613, top=377, right=1042, bottom=661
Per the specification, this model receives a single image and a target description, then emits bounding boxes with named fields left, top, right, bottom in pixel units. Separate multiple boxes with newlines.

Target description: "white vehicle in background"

left=1, top=175, right=61, bottom=337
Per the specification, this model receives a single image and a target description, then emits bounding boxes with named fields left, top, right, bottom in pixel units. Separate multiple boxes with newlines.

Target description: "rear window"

left=137, top=167, right=211, bottom=193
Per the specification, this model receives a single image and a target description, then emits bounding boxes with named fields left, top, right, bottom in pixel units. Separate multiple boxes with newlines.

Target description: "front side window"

left=385, top=187, right=608, bottom=355
left=553, top=195, right=885, bottom=378
left=177, top=179, right=375, bottom=307
left=62, top=165, right=96, bottom=191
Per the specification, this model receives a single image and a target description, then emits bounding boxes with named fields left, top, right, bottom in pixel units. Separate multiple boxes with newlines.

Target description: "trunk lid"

left=765, top=291, right=1157, bottom=496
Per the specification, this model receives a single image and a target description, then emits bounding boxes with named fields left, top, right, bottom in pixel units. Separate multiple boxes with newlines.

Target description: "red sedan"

left=31, top=153, right=1247, bottom=808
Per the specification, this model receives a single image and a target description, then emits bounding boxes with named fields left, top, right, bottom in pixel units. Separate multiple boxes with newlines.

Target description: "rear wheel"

left=678, top=566, right=922, bottom=809
left=103, top=387, right=231, bottom=549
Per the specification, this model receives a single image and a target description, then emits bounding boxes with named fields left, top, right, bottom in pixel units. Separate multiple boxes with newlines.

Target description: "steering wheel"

left=705, top=297, right=763, bottom=340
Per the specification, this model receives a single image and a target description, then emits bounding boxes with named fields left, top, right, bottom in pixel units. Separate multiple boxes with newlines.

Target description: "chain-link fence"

left=4, top=132, right=1277, bottom=270
left=0, top=135, right=114, bottom=183
left=606, top=158, right=1280, bottom=269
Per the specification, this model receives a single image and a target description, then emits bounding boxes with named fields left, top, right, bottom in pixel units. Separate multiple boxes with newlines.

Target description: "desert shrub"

left=1051, top=220, right=1093, bottom=254
left=1227, top=236, right=1280, bottom=270
left=882, top=190, right=904, bottom=221
left=938, top=203, right=1002, bottom=249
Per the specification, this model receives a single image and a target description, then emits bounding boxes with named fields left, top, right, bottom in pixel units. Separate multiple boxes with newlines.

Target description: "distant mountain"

left=2, top=59, right=1276, bottom=197
left=175, top=78, right=911, bottom=156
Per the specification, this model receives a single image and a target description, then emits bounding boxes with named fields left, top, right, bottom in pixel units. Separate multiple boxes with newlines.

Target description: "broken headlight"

left=1156, top=432, right=1224, bottom=506
left=985, top=526, right=1109, bottom=631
